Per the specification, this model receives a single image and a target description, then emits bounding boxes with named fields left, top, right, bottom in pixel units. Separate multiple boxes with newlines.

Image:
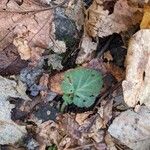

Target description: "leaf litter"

left=0, top=0, right=150, bottom=150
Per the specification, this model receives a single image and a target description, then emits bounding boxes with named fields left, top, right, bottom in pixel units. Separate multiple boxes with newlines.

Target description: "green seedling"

left=61, top=68, right=103, bottom=111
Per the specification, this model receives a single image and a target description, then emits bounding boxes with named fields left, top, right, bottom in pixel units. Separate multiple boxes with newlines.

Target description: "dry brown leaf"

left=49, top=72, right=64, bottom=94
left=140, top=5, right=150, bottom=29
left=39, top=73, right=49, bottom=98
left=103, top=51, right=113, bottom=62
left=122, top=30, right=150, bottom=107
left=13, top=37, right=31, bottom=60
left=83, top=58, right=107, bottom=75
left=0, top=44, right=27, bottom=76
left=0, top=0, right=54, bottom=65
left=57, top=112, right=109, bottom=149
left=105, top=63, right=125, bottom=81
left=37, top=120, right=63, bottom=147
left=85, top=0, right=143, bottom=37
left=75, top=111, right=93, bottom=125
left=58, top=114, right=82, bottom=139
left=105, top=133, right=117, bottom=150
left=98, top=99, right=113, bottom=128
left=65, top=0, right=84, bottom=30
left=76, top=34, right=98, bottom=64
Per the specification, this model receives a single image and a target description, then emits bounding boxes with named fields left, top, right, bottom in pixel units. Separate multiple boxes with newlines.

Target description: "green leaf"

left=61, top=68, right=103, bottom=108
left=48, top=145, right=57, bottom=150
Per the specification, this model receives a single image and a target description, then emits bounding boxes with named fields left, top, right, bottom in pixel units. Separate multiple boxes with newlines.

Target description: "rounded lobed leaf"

left=61, top=68, right=103, bottom=108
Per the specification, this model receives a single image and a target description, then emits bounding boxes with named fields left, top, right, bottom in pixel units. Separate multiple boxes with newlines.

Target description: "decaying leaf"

left=48, top=40, right=66, bottom=54
left=85, top=0, right=143, bottom=37
left=65, top=0, right=84, bottom=30
left=108, top=106, right=150, bottom=150
left=48, top=54, right=63, bottom=71
left=37, top=120, right=63, bottom=148
left=0, top=44, right=27, bottom=76
left=39, top=73, right=49, bottom=98
left=140, top=5, right=150, bottom=29
left=49, top=72, right=64, bottom=94
left=75, top=111, right=93, bottom=125
left=122, top=30, right=150, bottom=107
left=0, top=0, right=54, bottom=65
left=76, top=35, right=98, bottom=64
left=98, top=99, right=113, bottom=128
left=105, top=63, right=125, bottom=81
left=13, top=37, right=31, bottom=60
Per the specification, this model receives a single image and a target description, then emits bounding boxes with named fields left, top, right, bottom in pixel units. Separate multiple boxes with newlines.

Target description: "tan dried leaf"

left=105, top=63, right=125, bottom=81
left=37, top=120, right=63, bottom=147
left=75, top=111, right=93, bottom=125
left=122, top=30, right=150, bottom=107
left=76, top=35, right=98, bottom=64
left=49, top=72, right=64, bottom=94
left=85, top=0, right=143, bottom=37
left=140, top=5, right=150, bottom=29
left=65, top=0, right=84, bottom=30
left=98, top=99, right=113, bottom=128
left=13, top=37, right=31, bottom=60
left=0, top=0, right=54, bottom=65
left=39, top=73, right=49, bottom=98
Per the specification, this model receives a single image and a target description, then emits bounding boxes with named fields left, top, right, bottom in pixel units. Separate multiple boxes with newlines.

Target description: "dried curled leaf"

left=76, top=35, right=97, bottom=64
left=13, top=37, right=31, bottom=60
left=140, top=5, right=150, bottom=29
left=85, top=0, right=143, bottom=37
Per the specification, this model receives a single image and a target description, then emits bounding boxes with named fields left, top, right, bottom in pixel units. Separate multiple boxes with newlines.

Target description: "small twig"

left=97, top=35, right=114, bottom=58
left=0, top=0, right=69, bottom=14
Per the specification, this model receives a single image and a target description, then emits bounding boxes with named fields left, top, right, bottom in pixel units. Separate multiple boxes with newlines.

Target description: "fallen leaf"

left=105, top=63, right=125, bottom=81
left=48, top=54, right=63, bottom=71
left=108, top=106, right=150, bottom=150
left=37, top=120, right=63, bottom=147
left=76, top=34, right=98, bottom=64
left=0, top=0, right=54, bottom=65
left=65, top=0, right=84, bottom=30
left=105, top=133, right=117, bottom=150
left=98, top=99, right=113, bottom=128
left=0, top=44, right=27, bottom=76
left=58, top=114, right=81, bottom=139
left=39, top=73, right=49, bottom=98
left=122, top=30, right=150, bottom=107
left=85, top=0, right=143, bottom=37
left=85, top=58, right=125, bottom=81
left=13, top=37, right=31, bottom=60
left=75, top=111, right=93, bottom=125
left=49, top=72, right=64, bottom=94
left=140, top=5, right=150, bottom=29
left=103, top=51, right=113, bottom=62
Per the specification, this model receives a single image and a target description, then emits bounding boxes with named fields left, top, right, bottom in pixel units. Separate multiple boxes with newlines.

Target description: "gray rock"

left=0, top=76, right=27, bottom=144
left=108, top=106, right=150, bottom=150
left=54, top=8, right=79, bottom=48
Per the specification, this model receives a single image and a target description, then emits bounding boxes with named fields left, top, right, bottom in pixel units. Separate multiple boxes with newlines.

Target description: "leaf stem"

left=60, top=102, right=67, bottom=113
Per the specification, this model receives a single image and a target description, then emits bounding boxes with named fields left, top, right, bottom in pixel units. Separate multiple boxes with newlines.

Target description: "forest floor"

left=0, top=0, right=150, bottom=150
